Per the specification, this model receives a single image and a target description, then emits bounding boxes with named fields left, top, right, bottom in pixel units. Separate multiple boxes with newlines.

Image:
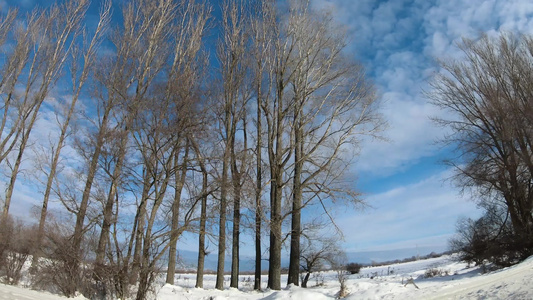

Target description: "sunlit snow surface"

left=1, top=255, right=532, bottom=299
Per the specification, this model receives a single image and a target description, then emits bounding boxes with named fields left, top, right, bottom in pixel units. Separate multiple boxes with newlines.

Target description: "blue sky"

left=3, top=0, right=533, bottom=263
left=317, top=0, right=533, bottom=258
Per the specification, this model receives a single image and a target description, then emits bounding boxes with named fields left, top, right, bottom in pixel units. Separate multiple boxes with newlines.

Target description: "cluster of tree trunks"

left=0, top=0, right=380, bottom=298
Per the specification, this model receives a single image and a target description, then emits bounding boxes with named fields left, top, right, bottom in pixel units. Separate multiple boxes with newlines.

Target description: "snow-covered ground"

left=1, top=254, right=532, bottom=299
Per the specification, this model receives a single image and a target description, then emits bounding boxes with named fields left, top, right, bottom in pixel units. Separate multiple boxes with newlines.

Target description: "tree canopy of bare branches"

left=429, top=32, right=533, bottom=261
left=0, top=0, right=380, bottom=296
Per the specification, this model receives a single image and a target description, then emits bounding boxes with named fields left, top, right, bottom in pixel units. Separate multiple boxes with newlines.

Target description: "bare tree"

left=234, top=1, right=382, bottom=290
left=0, top=0, right=384, bottom=296
left=0, top=216, right=35, bottom=285
left=165, top=0, right=210, bottom=284
left=126, top=95, right=188, bottom=299
left=0, top=10, right=37, bottom=166
left=1, top=0, right=89, bottom=221
left=31, top=1, right=111, bottom=267
left=249, top=0, right=276, bottom=289
left=449, top=205, right=513, bottom=268
left=165, top=140, right=190, bottom=284
left=93, top=0, right=181, bottom=271
left=0, top=9, right=22, bottom=163
left=214, top=0, right=251, bottom=290
left=130, top=3, right=209, bottom=297
left=262, top=2, right=296, bottom=290
left=131, top=134, right=204, bottom=300
left=429, top=33, right=533, bottom=258
left=299, top=230, right=342, bottom=288
left=285, top=2, right=379, bottom=285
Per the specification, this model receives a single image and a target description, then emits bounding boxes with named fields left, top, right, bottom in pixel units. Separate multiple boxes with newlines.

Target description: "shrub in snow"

left=30, top=219, right=125, bottom=299
left=345, top=262, right=362, bottom=274
left=424, top=268, right=449, bottom=278
left=32, top=230, right=88, bottom=297
left=450, top=204, right=531, bottom=269
left=0, top=216, right=36, bottom=285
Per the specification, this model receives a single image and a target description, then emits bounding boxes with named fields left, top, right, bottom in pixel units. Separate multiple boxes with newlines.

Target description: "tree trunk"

left=130, top=165, right=150, bottom=284
left=267, top=168, right=282, bottom=290
left=135, top=159, right=172, bottom=300
left=195, top=162, right=208, bottom=288
left=72, top=101, right=112, bottom=261
left=215, top=154, right=229, bottom=290
left=230, top=166, right=241, bottom=288
left=166, top=142, right=189, bottom=284
left=254, top=91, right=262, bottom=291
left=135, top=253, right=152, bottom=300
left=302, top=272, right=310, bottom=288
left=230, top=113, right=246, bottom=288
left=288, top=125, right=302, bottom=286
left=95, top=126, right=131, bottom=267
left=3, top=96, right=45, bottom=219
left=34, top=94, right=79, bottom=267
left=2, top=133, right=26, bottom=220
left=267, top=84, right=285, bottom=290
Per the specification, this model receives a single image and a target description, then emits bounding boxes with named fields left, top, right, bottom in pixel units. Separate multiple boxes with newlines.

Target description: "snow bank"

left=1, top=254, right=532, bottom=299
left=0, top=283, right=87, bottom=300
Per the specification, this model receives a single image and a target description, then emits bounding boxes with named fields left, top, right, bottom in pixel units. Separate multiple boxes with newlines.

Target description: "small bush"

left=345, top=262, right=362, bottom=274
left=0, top=216, right=36, bottom=285
left=449, top=205, right=532, bottom=269
left=31, top=220, right=98, bottom=298
left=424, top=268, right=448, bottom=278
left=33, top=233, right=82, bottom=296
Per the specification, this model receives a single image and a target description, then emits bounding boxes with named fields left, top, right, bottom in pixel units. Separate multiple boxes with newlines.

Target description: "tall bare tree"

left=261, top=1, right=298, bottom=289
left=191, top=134, right=211, bottom=288
left=214, top=0, right=250, bottom=290
left=32, top=1, right=111, bottom=267
left=1, top=0, right=88, bottom=220
left=429, top=33, right=533, bottom=257
left=245, top=0, right=381, bottom=289
left=285, top=2, right=379, bottom=286
left=93, top=0, right=181, bottom=270
left=249, top=0, right=275, bottom=289
left=131, top=129, right=204, bottom=299
left=165, top=0, right=210, bottom=284
left=129, top=86, right=191, bottom=299
left=0, top=9, right=23, bottom=164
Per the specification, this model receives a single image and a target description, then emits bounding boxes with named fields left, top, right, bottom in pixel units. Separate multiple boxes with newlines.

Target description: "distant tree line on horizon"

left=0, top=0, right=381, bottom=299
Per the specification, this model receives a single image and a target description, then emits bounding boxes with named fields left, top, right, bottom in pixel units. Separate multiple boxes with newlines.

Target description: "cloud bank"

left=312, top=0, right=533, bottom=177
left=338, top=169, right=481, bottom=253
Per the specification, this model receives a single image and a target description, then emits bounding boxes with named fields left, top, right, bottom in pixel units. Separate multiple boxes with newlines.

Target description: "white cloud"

left=12, top=0, right=35, bottom=9
left=311, top=0, right=533, bottom=178
left=338, top=168, right=482, bottom=252
left=0, top=95, right=84, bottom=221
left=354, top=90, right=449, bottom=176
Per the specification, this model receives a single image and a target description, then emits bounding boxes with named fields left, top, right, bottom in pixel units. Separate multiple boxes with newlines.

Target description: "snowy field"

left=1, top=254, right=532, bottom=299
